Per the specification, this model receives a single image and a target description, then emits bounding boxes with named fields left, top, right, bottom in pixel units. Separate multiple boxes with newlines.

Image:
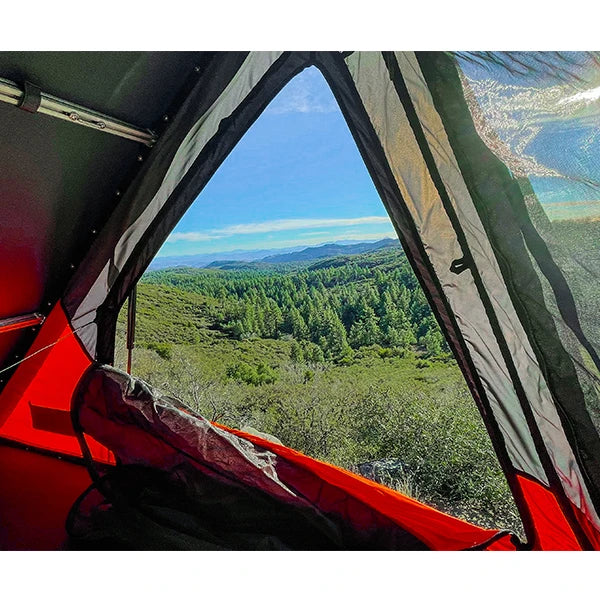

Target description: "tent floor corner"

left=0, top=442, right=91, bottom=550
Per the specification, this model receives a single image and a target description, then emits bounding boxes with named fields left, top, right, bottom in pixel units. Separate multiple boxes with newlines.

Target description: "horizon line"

left=153, top=235, right=398, bottom=261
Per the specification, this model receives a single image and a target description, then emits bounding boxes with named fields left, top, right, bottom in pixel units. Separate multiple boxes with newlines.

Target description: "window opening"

left=115, top=66, right=522, bottom=534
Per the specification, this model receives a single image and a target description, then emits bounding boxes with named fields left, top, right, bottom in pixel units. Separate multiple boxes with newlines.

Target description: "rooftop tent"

left=0, top=51, right=599, bottom=550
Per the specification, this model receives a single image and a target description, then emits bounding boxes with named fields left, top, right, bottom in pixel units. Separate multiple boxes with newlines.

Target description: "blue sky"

left=159, top=67, right=394, bottom=257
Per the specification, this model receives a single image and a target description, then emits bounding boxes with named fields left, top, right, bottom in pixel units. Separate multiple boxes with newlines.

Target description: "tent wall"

left=416, top=51, right=600, bottom=547
left=1, top=51, right=599, bottom=549
left=0, top=443, right=92, bottom=549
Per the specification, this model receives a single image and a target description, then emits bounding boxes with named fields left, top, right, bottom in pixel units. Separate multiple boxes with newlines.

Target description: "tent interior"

left=1, top=51, right=600, bottom=550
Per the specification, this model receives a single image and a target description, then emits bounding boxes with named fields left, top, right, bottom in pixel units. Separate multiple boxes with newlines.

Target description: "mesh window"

left=453, top=50, right=600, bottom=468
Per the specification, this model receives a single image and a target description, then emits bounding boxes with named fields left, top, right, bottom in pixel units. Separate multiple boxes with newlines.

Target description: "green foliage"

left=146, top=342, right=173, bottom=360
left=348, top=307, right=381, bottom=348
left=226, top=361, right=278, bottom=386
left=290, top=341, right=304, bottom=363
left=303, top=341, right=324, bottom=363
left=303, top=370, right=315, bottom=383
left=141, top=248, right=448, bottom=361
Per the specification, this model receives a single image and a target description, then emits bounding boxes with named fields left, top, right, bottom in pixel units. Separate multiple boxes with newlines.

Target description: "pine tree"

left=303, top=342, right=324, bottom=363
left=290, top=340, right=304, bottom=363
left=348, top=306, right=382, bottom=348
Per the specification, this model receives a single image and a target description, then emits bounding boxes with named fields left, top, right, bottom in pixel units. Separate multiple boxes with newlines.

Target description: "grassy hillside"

left=115, top=249, right=523, bottom=534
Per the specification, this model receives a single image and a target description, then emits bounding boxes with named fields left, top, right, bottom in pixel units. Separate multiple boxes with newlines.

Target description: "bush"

left=303, top=370, right=314, bottom=383
left=226, top=360, right=278, bottom=386
left=146, top=342, right=173, bottom=360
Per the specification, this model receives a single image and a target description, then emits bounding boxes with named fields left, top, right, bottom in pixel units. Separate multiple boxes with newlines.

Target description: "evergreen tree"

left=290, top=340, right=304, bottom=363
left=289, top=306, right=309, bottom=340
left=420, top=328, right=445, bottom=357
left=304, top=342, right=324, bottom=363
left=349, top=307, right=382, bottom=348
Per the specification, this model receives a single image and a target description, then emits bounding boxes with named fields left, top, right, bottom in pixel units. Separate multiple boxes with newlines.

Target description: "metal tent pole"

left=0, top=77, right=157, bottom=146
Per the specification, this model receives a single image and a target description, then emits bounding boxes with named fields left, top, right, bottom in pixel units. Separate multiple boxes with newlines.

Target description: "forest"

left=143, top=248, right=448, bottom=362
left=116, top=246, right=523, bottom=534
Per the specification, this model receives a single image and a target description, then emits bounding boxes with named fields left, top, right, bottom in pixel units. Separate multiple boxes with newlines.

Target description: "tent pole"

left=0, top=77, right=156, bottom=146
left=0, top=312, right=45, bottom=335
left=126, top=286, right=137, bottom=375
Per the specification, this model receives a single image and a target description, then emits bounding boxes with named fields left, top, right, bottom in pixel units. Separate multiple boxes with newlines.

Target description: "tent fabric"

left=449, top=52, right=600, bottom=501
left=1, top=51, right=600, bottom=549
left=71, top=364, right=518, bottom=551
left=0, top=51, right=204, bottom=372
left=0, top=302, right=112, bottom=462
left=0, top=442, right=92, bottom=550
left=416, top=52, right=600, bottom=547
left=515, top=474, right=582, bottom=551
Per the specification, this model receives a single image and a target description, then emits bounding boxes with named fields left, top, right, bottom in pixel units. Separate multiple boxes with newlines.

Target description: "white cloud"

left=165, top=232, right=223, bottom=243
left=327, top=231, right=396, bottom=241
left=167, top=216, right=392, bottom=243
left=298, top=230, right=333, bottom=237
left=266, top=68, right=338, bottom=115
left=215, top=216, right=391, bottom=235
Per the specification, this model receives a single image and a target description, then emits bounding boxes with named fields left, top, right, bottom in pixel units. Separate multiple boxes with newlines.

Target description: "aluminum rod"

left=0, top=77, right=157, bottom=146
left=0, top=312, right=45, bottom=335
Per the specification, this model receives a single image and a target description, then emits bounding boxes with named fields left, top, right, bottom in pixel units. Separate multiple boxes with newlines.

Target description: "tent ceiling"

left=0, top=51, right=205, bottom=368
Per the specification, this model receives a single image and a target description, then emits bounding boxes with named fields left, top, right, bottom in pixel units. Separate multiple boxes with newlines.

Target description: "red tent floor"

left=0, top=443, right=91, bottom=550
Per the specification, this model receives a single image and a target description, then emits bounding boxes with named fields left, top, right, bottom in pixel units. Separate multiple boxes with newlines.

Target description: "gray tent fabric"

left=394, top=51, right=600, bottom=539
left=416, top=52, right=600, bottom=540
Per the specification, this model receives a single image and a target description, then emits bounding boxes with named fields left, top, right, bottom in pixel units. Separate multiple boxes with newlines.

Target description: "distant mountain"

left=204, top=260, right=270, bottom=271
left=261, top=238, right=400, bottom=264
left=149, top=238, right=399, bottom=270
left=148, top=245, right=310, bottom=270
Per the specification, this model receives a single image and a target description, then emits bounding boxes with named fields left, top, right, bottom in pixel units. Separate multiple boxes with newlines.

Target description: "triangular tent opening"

left=114, top=66, right=522, bottom=534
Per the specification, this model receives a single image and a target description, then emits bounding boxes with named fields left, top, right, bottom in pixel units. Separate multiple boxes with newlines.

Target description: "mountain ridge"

left=150, top=238, right=400, bottom=270
left=260, top=238, right=400, bottom=264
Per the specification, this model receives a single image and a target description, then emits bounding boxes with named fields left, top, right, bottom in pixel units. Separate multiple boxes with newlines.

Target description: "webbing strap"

left=17, top=80, right=41, bottom=113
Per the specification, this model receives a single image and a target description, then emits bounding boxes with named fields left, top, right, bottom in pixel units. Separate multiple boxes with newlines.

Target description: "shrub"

left=226, top=360, right=278, bottom=386
left=146, top=342, right=173, bottom=360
